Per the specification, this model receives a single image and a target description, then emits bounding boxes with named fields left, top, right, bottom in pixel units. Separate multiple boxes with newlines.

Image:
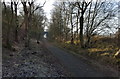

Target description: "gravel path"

left=2, top=40, right=69, bottom=77
left=43, top=39, right=119, bottom=77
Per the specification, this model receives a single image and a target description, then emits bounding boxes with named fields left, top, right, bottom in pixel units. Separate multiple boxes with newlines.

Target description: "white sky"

left=37, top=0, right=119, bottom=20
left=3, top=0, right=55, bottom=20
left=36, top=0, right=55, bottom=20
left=3, top=0, right=119, bottom=20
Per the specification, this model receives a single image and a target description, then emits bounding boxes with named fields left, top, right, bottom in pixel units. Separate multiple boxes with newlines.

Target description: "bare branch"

left=31, top=1, right=46, bottom=14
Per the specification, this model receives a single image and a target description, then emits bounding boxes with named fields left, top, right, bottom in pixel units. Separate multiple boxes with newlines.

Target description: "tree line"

left=2, top=0, right=46, bottom=49
left=49, top=0, right=119, bottom=48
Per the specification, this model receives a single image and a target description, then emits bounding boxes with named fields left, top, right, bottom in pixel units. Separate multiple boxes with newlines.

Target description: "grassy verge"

left=52, top=41, right=119, bottom=73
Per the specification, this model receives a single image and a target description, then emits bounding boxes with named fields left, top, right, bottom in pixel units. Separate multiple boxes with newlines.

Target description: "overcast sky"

left=4, top=0, right=119, bottom=20
left=3, top=0, right=119, bottom=33
left=36, top=0, right=55, bottom=20
left=4, top=0, right=55, bottom=20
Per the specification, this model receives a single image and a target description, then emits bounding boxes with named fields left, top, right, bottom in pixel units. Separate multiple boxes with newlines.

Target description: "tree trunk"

left=14, top=3, right=18, bottom=42
left=6, top=2, right=14, bottom=48
left=24, top=10, right=29, bottom=47
left=6, top=22, right=11, bottom=48
left=79, top=14, right=84, bottom=48
left=118, top=28, right=120, bottom=48
left=70, top=13, right=74, bottom=44
left=22, top=2, right=29, bottom=47
left=76, top=12, right=79, bottom=45
left=25, top=14, right=29, bottom=47
left=86, top=34, right=91, bottom=48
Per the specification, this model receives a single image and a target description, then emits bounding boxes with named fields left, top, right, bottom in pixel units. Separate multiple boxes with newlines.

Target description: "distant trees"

left=69, top=2, right=75, bottom=44
left=32, top=8, right=46, bottom=43
left=84, top=0, right=116, bottom=47
left=61, top=2, right=71, bottom=42
left=2, top=0, right=46, bottom=49
left=49, top=0, right=117, bottom=48
left=2, top=0, right=117, bottom=49
left=21, top=0, right=46, bottom=47
left=49, top=3, right=64, bottom=42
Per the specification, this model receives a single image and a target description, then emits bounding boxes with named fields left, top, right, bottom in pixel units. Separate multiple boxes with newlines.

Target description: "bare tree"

left=69, top=3, right=75, bottom=44
left=76, top=0, right=91, bottom=48
left=84, top=0, right=116, bottom=47
left=21, top=1, right=29, bottom=47
left=2, top=0, right=14, bottom=48
left=117, top=28, right=120, bottom=48
left=13, top=0, right=19, bottom=42
left=21, top=0, right=46, bottom=47
left=61, top=2, right=71, bottom=42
